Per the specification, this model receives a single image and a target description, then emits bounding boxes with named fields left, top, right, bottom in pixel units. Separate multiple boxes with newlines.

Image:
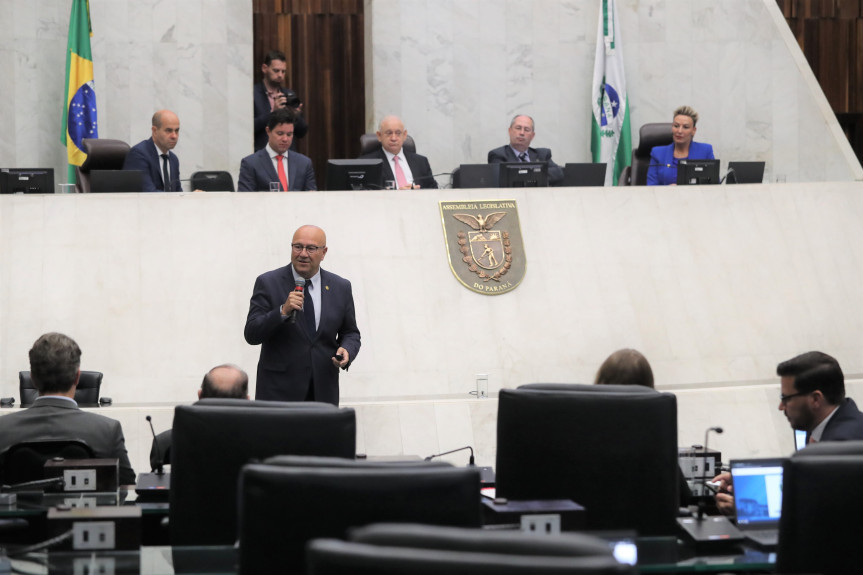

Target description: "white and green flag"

left=590, top=0, right=631, bottom=186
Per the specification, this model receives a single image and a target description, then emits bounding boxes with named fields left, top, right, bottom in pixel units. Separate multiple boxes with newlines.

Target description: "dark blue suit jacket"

left=647, top=141, right=715, bottom=186
left=122, top=138, right=181, bottom=192
left=244, top=265, right=361, bottom=405
left=253, top=83, right=308, bottom=151
left=487, top=145, right=564, bottom=186
left=811, top=398, right=863, bottom=443
left=237, top=148, right=317, bottom=191
left=358, top=149, right=438, bottom=189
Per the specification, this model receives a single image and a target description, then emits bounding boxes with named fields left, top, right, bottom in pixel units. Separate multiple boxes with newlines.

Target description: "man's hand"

left=711, top=471, right=735, bottom=516
left=333, top=347, right=349, bottom=368
left=281, top=290, right=304, bottom=316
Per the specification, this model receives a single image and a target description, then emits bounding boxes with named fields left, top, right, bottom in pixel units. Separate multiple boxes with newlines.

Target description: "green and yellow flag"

left=61, top=0, right=98, bottom=179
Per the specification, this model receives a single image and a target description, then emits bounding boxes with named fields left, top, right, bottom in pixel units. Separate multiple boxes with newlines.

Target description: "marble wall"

left=0, top=0, right=253, bottom=188
left=366, top=0, right=862, bottom=184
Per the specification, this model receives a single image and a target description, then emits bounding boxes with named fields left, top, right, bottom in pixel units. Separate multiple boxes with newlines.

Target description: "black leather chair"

left=238, top=456, right=482, bottom=574
left=0, top=439, right=94, bottom=485
left=359, top=133, right=416, bottom=156
left=496, top=384, right=679, bottom=536
left=75, top=138, right=131, bottom=193
left=169, top=401, right=355, bottom=547
left=306, top=523, right=633, bottom=574
left=622, top=123, right=672, bottom=186
left=190, top=171, right=235, bottom=192
left=777, top=440, right=863, bottom=574
left=19, top=370, right=103, bottom=407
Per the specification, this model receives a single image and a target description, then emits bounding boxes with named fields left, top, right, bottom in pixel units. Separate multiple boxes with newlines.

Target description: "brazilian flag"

left=61, top=0, right=98, bottom=180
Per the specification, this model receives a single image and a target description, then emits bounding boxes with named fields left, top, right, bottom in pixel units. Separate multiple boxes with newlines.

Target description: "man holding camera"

left=253, top=50, right=308, bottom=151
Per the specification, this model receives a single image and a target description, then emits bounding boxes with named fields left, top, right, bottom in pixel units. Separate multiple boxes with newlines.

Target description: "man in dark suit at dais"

left=487, top=114, right=564, bottom=186
left=359, top=115, right=437, bottom=189
left=238, top=108, right=316, bottom=192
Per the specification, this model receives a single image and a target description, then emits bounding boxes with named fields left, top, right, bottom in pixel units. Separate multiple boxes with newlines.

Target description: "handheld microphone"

left=288, top=278, right=305, bottom=324
left=146, top=415, right=165, bottom=475
left=699, top=426, right=723, bottom=519
left=424, top=446, right=475, bottom=466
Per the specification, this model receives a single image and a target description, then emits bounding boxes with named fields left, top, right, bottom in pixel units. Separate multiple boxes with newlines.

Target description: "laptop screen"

left=731, top=459, right=784, bottom=525
left=794, top=429, right=807, bottom=451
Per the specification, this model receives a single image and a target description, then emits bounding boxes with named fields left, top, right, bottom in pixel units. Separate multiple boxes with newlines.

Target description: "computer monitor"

left=563, top=163, right=607, bottom=187
left=326, top=159, right=383, bottom=190
left=676, top=159, right=720, bottom=185
left=498, top=162, right=548, bottom=188
left=726, top=161, right=766, bottom=184
left=0, top=168, right=55, bottom=194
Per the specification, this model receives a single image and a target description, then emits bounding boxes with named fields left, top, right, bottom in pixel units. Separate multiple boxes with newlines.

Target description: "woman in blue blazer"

left=647, top=106, right=714, bottom=185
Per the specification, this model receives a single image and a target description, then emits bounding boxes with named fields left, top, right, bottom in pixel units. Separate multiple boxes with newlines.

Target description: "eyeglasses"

left=382, top=130, right=404, bottom=137
left=780, top=390, right=812, bottom=404
left=291, top=243, right=322, bottom=254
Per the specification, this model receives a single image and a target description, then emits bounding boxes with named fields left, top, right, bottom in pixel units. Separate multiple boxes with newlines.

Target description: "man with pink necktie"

left=359, top=115, right=438, bottom=189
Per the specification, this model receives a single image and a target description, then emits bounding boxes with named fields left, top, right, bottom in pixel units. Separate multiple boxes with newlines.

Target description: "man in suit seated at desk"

left=123, top=110, right=182, bottom=192
left=149, top=364, right=249, bottom=470
left=238, top=108, right=317, bottom=192
left=712, top=351, right=863, bottom=514
left=487, top=114, right=564, bottom=186
left=0, top=333, right=136, bottom=485
left=359, top=115, right=438, bottom=189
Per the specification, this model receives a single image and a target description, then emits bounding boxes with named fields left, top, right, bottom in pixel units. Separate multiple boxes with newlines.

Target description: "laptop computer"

left=454, top=164, right=498, bottom=188
left=730, top=458, right=786, bottom=548
left=563, top=163, right=607, bottom=187
left=726, top=161, right=765, bottom=184
left=90, top=170, right=143, bottom=193
left=794, top=429, right=807, bottom=451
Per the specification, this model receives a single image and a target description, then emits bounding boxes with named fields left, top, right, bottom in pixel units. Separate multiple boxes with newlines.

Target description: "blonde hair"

left=673, top=105, right=698, bottom=126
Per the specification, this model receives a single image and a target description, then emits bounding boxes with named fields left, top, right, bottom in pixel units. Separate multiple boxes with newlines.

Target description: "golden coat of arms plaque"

left=439, top=199, right=526, bottom=295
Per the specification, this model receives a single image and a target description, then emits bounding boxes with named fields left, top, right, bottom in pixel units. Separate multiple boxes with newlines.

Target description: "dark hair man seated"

left=0, top=333, right=136, bottom=485
left=712, top=351, right=863, bottom=514
left=149, top=364, right=249, bottom=470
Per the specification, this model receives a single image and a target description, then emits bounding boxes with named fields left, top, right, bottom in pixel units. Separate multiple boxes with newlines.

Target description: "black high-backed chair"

left=0, top=439, right=95, bottom=485
left=306, top=523, right=632, bottom=574
left=359, top=133, right=416, bottom=156
left=621, top=123, right=672, bottom=185
left=190, top=171, right=235, bottom=192
left=169, top=401, right=355, bottom=546
left=238, top=456, right=482, bottom=574
left=19, top=370, right=103, bottom=407
left=777, top=440, right=863, bottom=574
left=75, top=138, right=131, bottom=193
left=495, top=384, right=679, bottom=536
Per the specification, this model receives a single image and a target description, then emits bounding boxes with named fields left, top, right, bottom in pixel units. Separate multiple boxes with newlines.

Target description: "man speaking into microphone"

left=244, top=225, right=361, bottom=405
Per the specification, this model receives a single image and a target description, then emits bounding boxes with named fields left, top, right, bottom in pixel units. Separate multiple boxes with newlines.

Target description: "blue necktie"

left=304, top=281, right=316, bottom=334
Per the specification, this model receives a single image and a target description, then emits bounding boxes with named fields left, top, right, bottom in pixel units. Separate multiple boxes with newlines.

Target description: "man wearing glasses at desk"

left=244, top=225, right=361, bottom=406
left=713, top=351, right=863, bottom=514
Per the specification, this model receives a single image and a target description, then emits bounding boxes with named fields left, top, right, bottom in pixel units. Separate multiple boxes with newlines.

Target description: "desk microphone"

left=424, top=446, right=475, bottom=466
left=1, top=476, right=66, bottom=492
left=720, top=167, right=736, bottom=184
left=287, top=278, right=305, bottom=324
left=146, top=415, right=165, bottom=475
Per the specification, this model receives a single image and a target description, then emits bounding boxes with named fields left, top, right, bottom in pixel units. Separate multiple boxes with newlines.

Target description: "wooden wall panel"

left=253, top=0, right=365, bottom=189
left=777, top=0, right=863, bottom=162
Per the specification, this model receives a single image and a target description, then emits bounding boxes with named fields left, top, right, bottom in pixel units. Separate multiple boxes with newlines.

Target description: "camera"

left=282, top=89, right=301, bottom=108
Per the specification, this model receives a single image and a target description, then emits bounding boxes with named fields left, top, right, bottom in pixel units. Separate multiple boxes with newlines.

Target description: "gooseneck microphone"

left=699, top=426, right=723, bottom=519
left=720, top=167, right=736, bottom=184
left=287, top=278, right=306, bottom=324
left=424, top=446, right=475, bottom=466
left=146, top=415, right=165, bottom=475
